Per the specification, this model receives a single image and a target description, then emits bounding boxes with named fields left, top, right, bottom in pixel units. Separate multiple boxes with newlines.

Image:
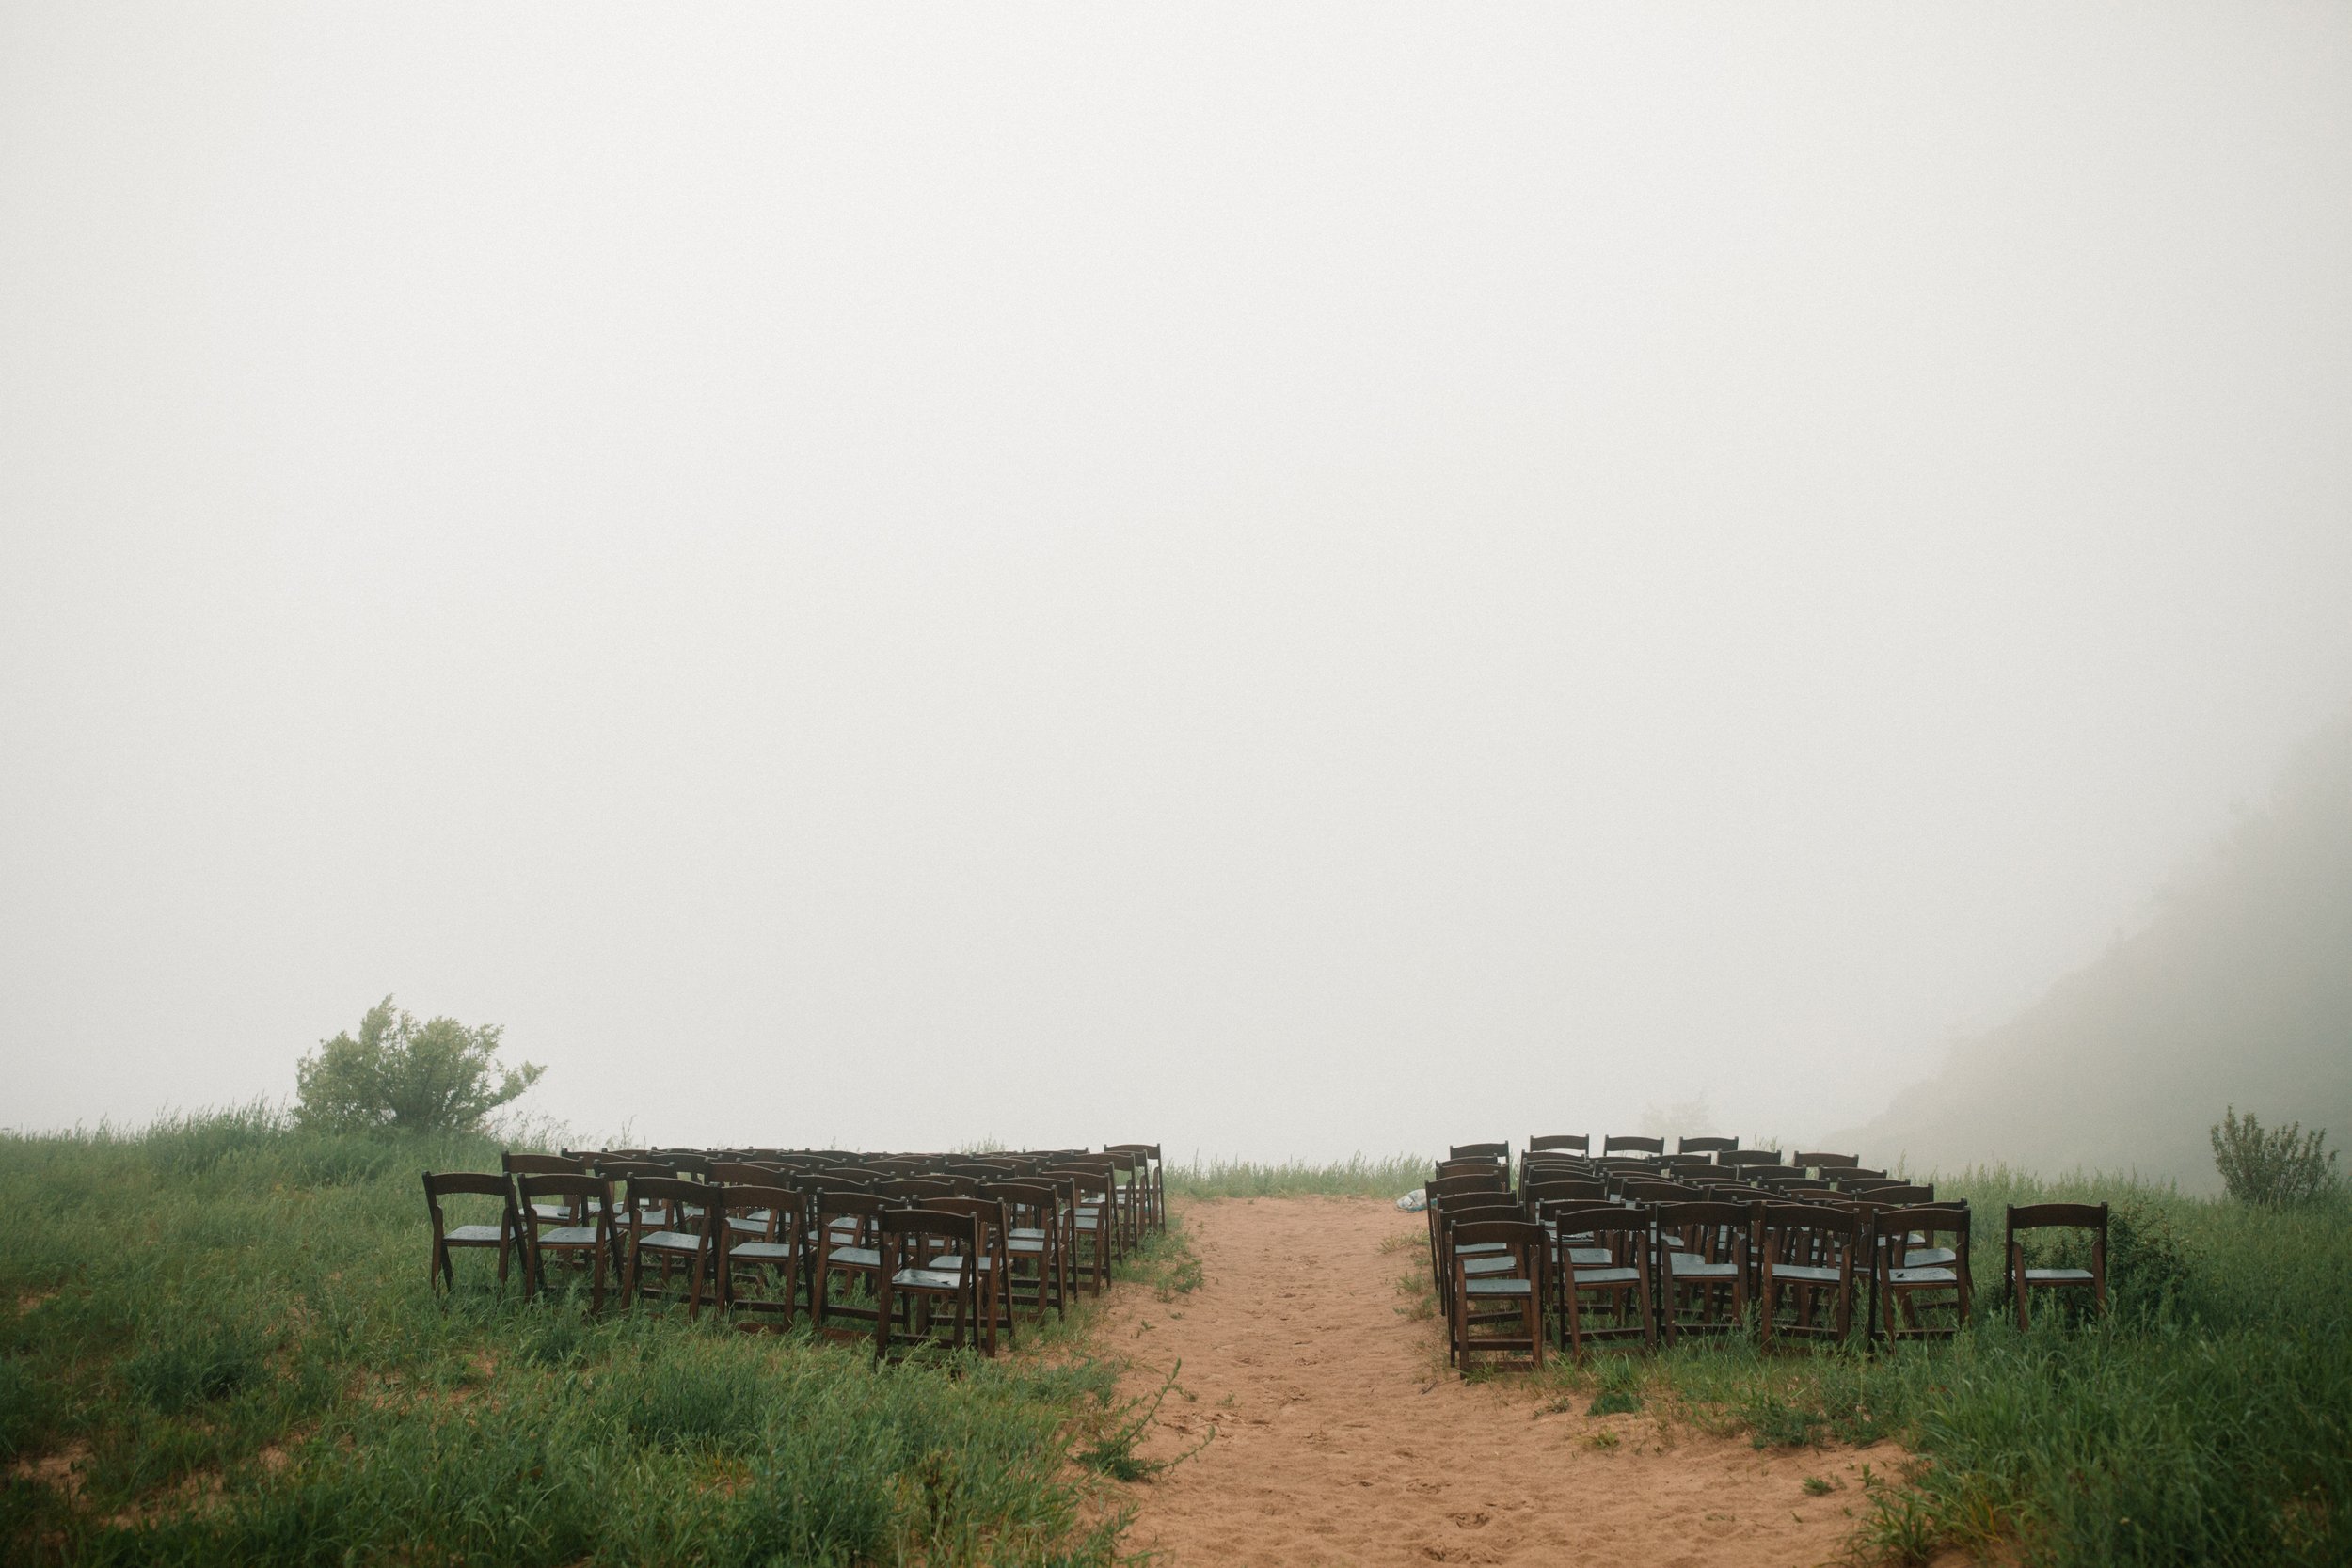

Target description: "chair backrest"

left=1521, top=1177, right=1610, bottom=1209
left=1757, top=1200, right=1858, bottom=1250
left=1854, top=1182, right=1934, bottom=1205
left=1650, top=1199, right=1756, bottom=1251
left=1448, top=1141, right=1510, bottom=1162
left=1526, top=1133, right=1589, bottom=1153
left=879, top=1206, right=979, bottom=1256
left=1618, top=1177, right=1699, bottom=1202
left=1717, top=1148, right=1785, bottom=1167
left=1601, top=1134, right=1665, bottom=1157
left=1543, top=1201, right=1650, bottom=1239
left=1428, top=1168, right=1507, bottom=1196
left=709, top=1161, right=787, bottom=1184
left=1447, top=1218, right=1545, bottom=1274
left=980, top=1180, right=1061, bottom=1227
left=423, top=1171, right=515, bottom=1225
left=1793, top=1151, right=1860, bottom=1168
left=596, top=1160, right=673, bottom=1183
left=516, top=1173, right=612, bottom=1219
left=1874, top=1202, right=1970, bottom=1260
left=874, top=1178, right=957, bottom=1202
left=2006, top=1201, right=2106, bottom=1245
left=623, top=1175, right=708, bottom=1226
left=1675, top=1135, right=1739, bottom=1156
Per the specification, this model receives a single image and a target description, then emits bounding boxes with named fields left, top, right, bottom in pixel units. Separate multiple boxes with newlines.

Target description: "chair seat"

left=635, top=1230, right=706, bottom=1253
left=1570, top=1266, right=1643, bottom=1286
left=1904, top=1246, right=1958, bottom=1268
left=1465, top=1276, right=1534, bottom=1297
left=1885, top=1266, right=1958, bottom=1286
left=1009, top=1227, right=1049, bottom=1243
left=1564, top=1247, right=1614, bottom=1267
left=828, top=1245, right=882, bottom=1269
left=445, top=1224, right=506, bottom=1243
left=2023, top=1267, right=2095, bottom=1283
left=1770, top=1263, right=1844, bottom=1285
left=529, top=1203, right=571, bottom=1222
left=1073, top=1216, right=1102, bottom=1232
left=1456, top=1240, right=1510, bottom=1256
left=1667, top=1255, right=1739, bottom=1279
left=727, top=1213, right=773, bottom=1235
left=1461, top=1253, right=1519, bottom=1277
left=729, top=1241, right=795, bottom=1263
left=1007, top=1238, right=1046, bottom=1256
left=537, top=1226, right=601, bottom=1245
left=891, top=1267, right=966, bottom=1291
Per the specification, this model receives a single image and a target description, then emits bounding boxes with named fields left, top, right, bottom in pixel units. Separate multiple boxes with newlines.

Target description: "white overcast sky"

left=4, top=5, right=2349, bottom=1159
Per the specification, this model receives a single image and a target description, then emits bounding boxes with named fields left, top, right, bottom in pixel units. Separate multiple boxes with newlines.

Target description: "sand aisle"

left=1099, top=1195, right=1891, bottom=1568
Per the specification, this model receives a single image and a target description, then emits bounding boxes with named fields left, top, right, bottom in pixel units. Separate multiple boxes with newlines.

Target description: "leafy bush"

left=2211, top=1105, right=2341, bottom=1207
left=294, top=996, right=543, bottom=1135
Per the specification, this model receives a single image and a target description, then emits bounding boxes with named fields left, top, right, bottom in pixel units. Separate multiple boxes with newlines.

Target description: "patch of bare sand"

left=1100, top=1196, right=1900, bottom=1568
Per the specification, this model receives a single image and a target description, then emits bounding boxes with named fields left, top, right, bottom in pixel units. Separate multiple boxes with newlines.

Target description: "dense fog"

left=5, top=6, right=2349, bottom=1164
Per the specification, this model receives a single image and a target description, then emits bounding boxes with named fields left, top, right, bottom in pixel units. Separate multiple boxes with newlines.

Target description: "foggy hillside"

left=1840, top=713, right=2352, bottom=1191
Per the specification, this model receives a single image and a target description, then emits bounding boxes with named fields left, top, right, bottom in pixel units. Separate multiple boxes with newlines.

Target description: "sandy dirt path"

left=1098, top=1196, right=1898, bottom=1568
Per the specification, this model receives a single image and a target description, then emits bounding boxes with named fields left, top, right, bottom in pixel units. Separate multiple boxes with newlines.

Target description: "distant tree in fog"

left=294, top=995, right=543, bottom=1134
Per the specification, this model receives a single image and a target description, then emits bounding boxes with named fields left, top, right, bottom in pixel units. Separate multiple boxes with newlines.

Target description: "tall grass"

left=0, top=1111, right=1160, bottom=1567
left=1164, top=1152, right=1425, bottom=1199
left=1547, top=1167, right=2352, bottom=1566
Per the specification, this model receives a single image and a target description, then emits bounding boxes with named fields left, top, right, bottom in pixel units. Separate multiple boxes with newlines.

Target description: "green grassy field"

left=0, top=1110, right=1192, bottom=1567
left=1533, top=1166, right=2352, bottom=1567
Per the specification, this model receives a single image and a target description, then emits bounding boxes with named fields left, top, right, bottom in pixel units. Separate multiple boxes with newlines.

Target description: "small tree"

left=295, top=996, right=543, bottom=1135
left=2210, top=1106, right=2340, bottom=1207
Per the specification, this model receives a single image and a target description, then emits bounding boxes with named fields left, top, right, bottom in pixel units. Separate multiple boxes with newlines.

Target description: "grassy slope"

left=1837, top=714, right=2352, bottom=1192
left=1539, top=1167, right=2352, bottom=1568
left=0, top=1111, right=1186, bottom=1568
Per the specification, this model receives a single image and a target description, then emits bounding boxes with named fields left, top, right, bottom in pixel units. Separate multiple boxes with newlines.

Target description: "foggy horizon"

left=6, top=5, right=2350, bottom=1164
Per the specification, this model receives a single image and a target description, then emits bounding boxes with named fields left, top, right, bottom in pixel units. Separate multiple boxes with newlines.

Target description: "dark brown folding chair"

left=1526, top=1133, right=1589, bottom=1155
left=2007, top=1202, right=2106, bottom=1329
left=422, top=1172, right=519, bottom=1291
left=1601, top=1134, right=1665, bottom=1160
left=1717, top=1148, right=1785, bottom=1169
left=812, top=1190, right=888, bottom=1338
left=983, top=1180, right=1071, bottom=1322
left=1448, top=1218, right=1546, bottom=1372
left=1436, top=1195, right=1526, bottom=1337
left=1449, top=1141, right=1511, bottom=1163
left=1105, top=1142, right=1171, bottom=1241
left=1756, top=1202, right=1859, bottom=1347
left=711, top=1181, right=803, bottom=1330
left=876, top=1208, right=986, bottom=1357
left=1651, top=1199, right=1752, bottom=1344
left=620, top=1175, right=720, bottom=1315
left=1792, top=1151, right=1860, bottom=1171
left=1549, top=1204, right=1655, bottom=1354
left=1871, top=1202, right=1972, bottom=1342
left=1675, top=1135, right=1739, bottom=1159
left=515, top=1173, right=614, bottom=1310
left=1051, top=1164, right=1120, bottom=1293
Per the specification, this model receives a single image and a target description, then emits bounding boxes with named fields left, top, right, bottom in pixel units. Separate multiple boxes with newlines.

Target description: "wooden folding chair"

left=983, top=1180, right=1071, bottom=1321
left=812, top=1190, right=887, bottom=1338
left=620, top=1175, right=720, bottom=1316
left=710, top=1181, right=803, bottom=1330
left=2007, top=1202, right=2106, bottom=1329
left=422, top=1172, right=519, bottom=1291
left=1651, top=1199, right=1752, bottom=1345
left=876, top=1208, right=986, bottom=1358
left=1870, top=1201, right=1971, bottom=1343
left=1547, top=1203, right=1656, bottom=1355
left=515, top=1173, right=614, bottom=1310
left=1675, top=1135, right=1739, bottom=1160
left=1601, top=1134, right=1665, bottom=1161
left=1448, top=1218, right=1546, bottom=1372
left=1756, top=1202, right=1859, bottom=1347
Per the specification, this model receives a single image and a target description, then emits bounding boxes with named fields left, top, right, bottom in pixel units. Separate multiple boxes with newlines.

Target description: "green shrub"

left=2211, top=1105, right=2341, bottom=1207
left=294, top=996, right=543, bottom=1135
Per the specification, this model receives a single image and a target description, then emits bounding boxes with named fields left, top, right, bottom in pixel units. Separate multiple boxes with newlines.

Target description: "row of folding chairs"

left=421, top=1142, right=1164, bottom=1358
left=1429, top=1141, right=2107, bottom=1371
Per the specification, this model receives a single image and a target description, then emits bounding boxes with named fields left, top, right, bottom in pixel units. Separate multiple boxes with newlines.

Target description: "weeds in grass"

left=1073, top=1362, right=1208, bottom=1482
